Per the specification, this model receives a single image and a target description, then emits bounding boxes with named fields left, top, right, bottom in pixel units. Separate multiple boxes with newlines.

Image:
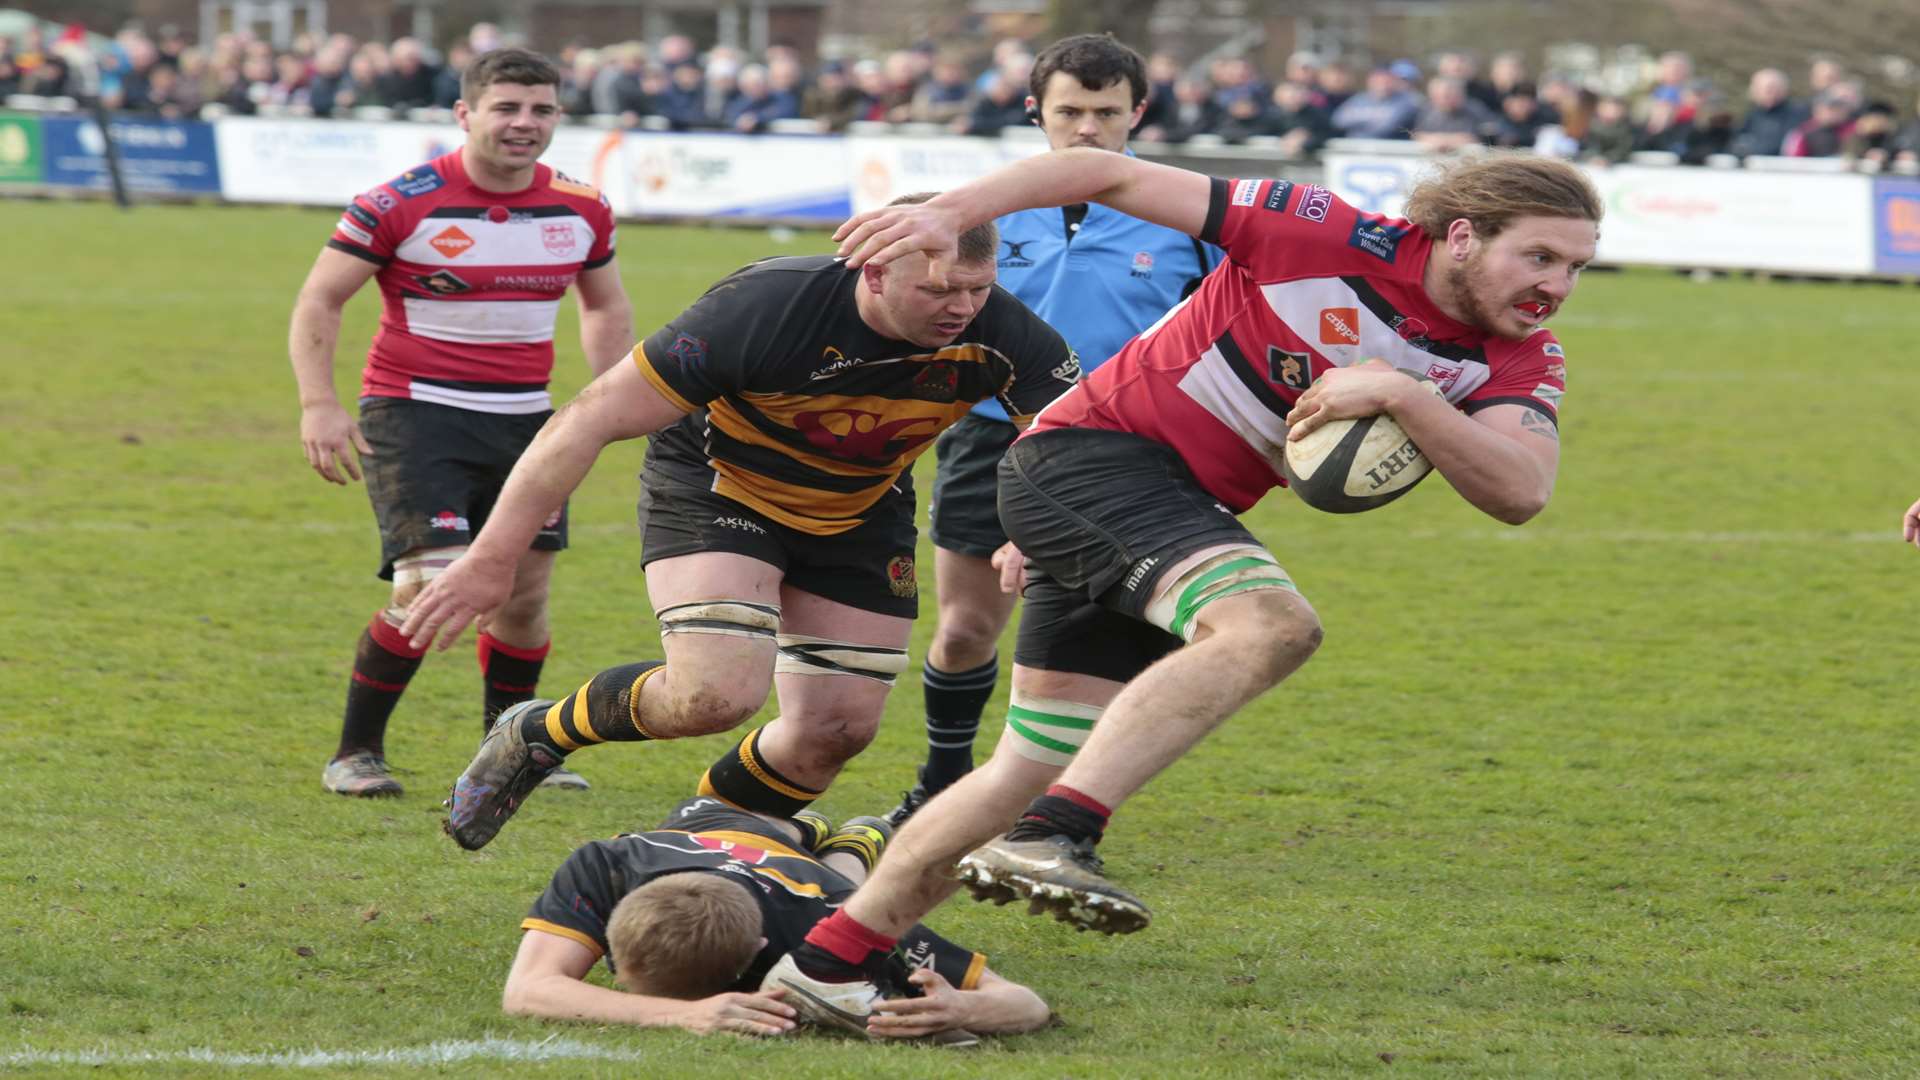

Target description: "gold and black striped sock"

left=817, top=817, right=892, bottom=873
left=698, top=727, right=824, bottom=816
left=516, top=660, right=665, bottom=755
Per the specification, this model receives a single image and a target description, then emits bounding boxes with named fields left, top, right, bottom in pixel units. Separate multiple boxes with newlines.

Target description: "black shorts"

left=929, top=413, right=1018, bottom=559
left=359, top=397, right=567, bottom=580
left=999, top=427, right=1260, bottom=684
left=637, top=471, right=920, bottom=619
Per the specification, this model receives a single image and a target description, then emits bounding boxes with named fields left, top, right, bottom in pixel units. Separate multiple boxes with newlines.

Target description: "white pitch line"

left=0, top=1037, right=652, bottom=1069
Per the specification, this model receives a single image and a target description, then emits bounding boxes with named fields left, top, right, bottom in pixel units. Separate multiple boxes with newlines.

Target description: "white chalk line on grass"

left=0, top=1036, right=651, bottom=1069
left=4, top=520, right=1901, bottom=545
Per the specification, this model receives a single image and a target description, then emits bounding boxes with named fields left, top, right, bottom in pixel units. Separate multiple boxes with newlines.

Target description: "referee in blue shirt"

left=888, top=34, right=1222, bottom=823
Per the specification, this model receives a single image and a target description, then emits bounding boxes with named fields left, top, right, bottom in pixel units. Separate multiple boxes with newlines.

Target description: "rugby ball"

left=1281, top=407, right=1433, bottom=514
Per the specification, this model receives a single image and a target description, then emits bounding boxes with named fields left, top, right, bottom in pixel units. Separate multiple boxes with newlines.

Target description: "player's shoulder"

left=547, top=167, right=610, bottom=208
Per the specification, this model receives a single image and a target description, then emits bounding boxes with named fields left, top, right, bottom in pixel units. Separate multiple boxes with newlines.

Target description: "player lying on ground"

left=504, top=797, right=1049, bottom=1039
left=398, top=196, right=1079, bottom=850
left=755, top=149, right=1600, bottom=1023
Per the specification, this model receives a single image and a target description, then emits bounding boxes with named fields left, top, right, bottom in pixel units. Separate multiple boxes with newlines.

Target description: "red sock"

left=1046, top=784, right=1113, bottom=819
left=803, top=910, right=897, bottom=966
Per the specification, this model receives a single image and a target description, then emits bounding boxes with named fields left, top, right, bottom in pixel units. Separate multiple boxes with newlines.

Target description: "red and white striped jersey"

left=1028, top=177, right=1568, bottom=512
left=327, top=149, right=617, bottom=414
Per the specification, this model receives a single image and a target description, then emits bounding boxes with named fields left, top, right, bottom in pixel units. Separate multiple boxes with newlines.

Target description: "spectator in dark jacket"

left=1330, top=65, right=1421, bottom=140
left=1137, top=53, right=1181, bottom=133
left=1783, top=92, right=1853, bottom=157
left=1262, top=79, right=1330, bottom=156
left=1843, top=101, right=1901, bottom=165
left=655, top=61, right=710, bottom=129
left=1582, top=96, right=1639, bottom=163
left=961, top=71, right=1027, bottom=135
left=802, top=60, right=863, bottom=132
left=1411, top=76, right=1494, bottom=150
left=723, top=63, right=799, bottom=132
left=1730, top=68, right=1804, bottom=157
left=376, top=38, right=437, bottom=109
left=432, top=43, right=470, bottom=107
left=1488, top=83, right=1550, bottom=148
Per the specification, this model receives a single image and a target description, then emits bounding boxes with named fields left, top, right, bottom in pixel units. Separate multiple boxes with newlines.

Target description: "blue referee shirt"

left=972, top=197, right=1221, bottom=421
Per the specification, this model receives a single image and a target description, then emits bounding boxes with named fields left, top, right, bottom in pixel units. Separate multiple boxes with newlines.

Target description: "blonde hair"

left=607, top=873, right=761, bottom=998
left=1402, top=152, right=1603, bottom=241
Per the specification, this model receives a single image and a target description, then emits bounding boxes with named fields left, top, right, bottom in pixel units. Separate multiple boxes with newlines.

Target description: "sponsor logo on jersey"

left=1319, top=307, right=1361, bottom=346
left=336, top=219, right=375, bottom=247
left=428, top=509, right=471, bottom=532
left=794, top=409, right=942, bottom=460
left=1130, top=250, right=1155, bottom=278
left=811, top=345, right=864, bottom=379
left=711, top=515, right=768, bottom=536
left=344, top=204, right=380, bottom=231
left=1230, top=179, right=1261, bottom=207
left=1294, top=184, right=1333, bottom=223
left=1532, top=383, right=1565, bottom=406
left=412, top=269, right=472, bottom=295
left=886, top=554, right=917, bottom=598
left=1389, top=314, right=1430, bottom=344
left=667, top=333, right=708, bottom=367
left=1424, top=362, right=1462, bottom=390
left=1544, top=361, right=1567, bottom=382
left=367, top=187, right=397, bottom=213
left=493, top=272, right=576, bottom=291
left=551, top=170, right=599, bottom=199
left=909, top=362, right=960, bottom=403
left=541, top=222, right=577, bottom=256
left=1542, top=342, right=1565, bottom=358
left=692, top=835, right=770, bottom=863
left=429, top=225, right=475, bottom=258
left=392, top=167, right=444, bottom=198
left=1051, top=350, right=1082, bottom=384
left=1348, top=217, right=1407, bottom=262
left=1267, top=346, right=1312, bottom=390
left=998, top=239, right=1034, bottom=269
left=1262, top=179, right=1295, bottom=213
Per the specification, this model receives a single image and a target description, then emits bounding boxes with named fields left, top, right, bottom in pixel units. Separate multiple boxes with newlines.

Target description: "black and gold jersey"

left=521, top=799, right=986, bottom=991
left=632, top=255, right=1079, bottom=535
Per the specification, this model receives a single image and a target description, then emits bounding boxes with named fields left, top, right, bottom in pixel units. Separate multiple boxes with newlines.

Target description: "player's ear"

left=1446, top=218, right=1476, bottom=261
left=861, top=262, right=888, bottom=294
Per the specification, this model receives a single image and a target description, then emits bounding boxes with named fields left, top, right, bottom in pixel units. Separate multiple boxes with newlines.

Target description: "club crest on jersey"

left=367, top=187, right=397, bottom=213
left=429, top=225, right=475, bottom=258
left=692, top=835, right=769, bottom=863
left=391, top=167, right=444, bottom=198
left=1424, top=362, right=1462, bottom=391
left=886, top=555, right=918, bottom=598
left=909, top=362, right=961, bottom=403
left=1267, top=347, right=1312, bottom=390
left=412, top=269, right=471, bottom=295
left=1318, top=307, right=1361, bottom=347
left=1294, top=184, right=1333, bottom=223
left=998, top=239, right=1034, bottom=269
left=1262, top=180, right=1294, bottom=213
left=667, top=333, right=708, bottom=367
left=1348, top=217, right=1407, bottom=262
left=1130, top=250, right=1154, bottom=278
left=541, top=222, right=577, bottom=256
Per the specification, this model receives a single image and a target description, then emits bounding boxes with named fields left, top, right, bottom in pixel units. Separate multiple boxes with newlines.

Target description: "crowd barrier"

left=2, top=109, right=1917, bottom=277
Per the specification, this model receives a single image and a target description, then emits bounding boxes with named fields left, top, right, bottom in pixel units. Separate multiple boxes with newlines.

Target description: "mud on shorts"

left=928, top=413, right=1019, bottom=559
left=636, top=469, right=921, bottom=620
left=359, top=396, right=567, bottom=580
left=998, top=427, right=1263, bottom=685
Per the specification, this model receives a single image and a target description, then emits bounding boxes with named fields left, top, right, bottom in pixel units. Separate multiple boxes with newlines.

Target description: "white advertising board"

left=1322, top=150, right=1878, bottom=275
left=845, top=134, right=1046, bottom=212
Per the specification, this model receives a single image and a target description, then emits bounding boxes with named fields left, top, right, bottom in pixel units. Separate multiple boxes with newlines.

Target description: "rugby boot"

left=882, top=767, right=935, bottom=829
left=322, top=751, right=403, bottom=798
left=444, top=698, right=566, bottom=850
left=819, top=815, right=894, bottom=870
left=538, top=765, right=591, bottom=791
left=763, top=945, right=976, bottom=1045
left=956, top=834, right=1152, bottom=934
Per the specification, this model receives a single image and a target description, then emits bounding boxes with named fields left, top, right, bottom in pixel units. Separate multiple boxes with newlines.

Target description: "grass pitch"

left=3, top=199, right=1919, bottom=1078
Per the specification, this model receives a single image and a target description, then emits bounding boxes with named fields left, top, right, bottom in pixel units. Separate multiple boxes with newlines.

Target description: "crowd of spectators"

left=4, top=19, right=1919, bottom=169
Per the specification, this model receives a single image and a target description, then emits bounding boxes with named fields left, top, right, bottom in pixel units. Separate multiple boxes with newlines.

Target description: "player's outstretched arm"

left=401, top=358, right=689, bottom=650
left=574, top=261, right=636, bottom=378
left=289, top=247, right=380, bottom=484
left=835, top=148, right=1212, bottom=275
left=866, top=967, right=1050, bottom=1039
left=504, top=930, right=797, bottom=1036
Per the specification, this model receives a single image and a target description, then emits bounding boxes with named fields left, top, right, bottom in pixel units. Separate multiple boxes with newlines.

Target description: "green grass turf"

left=4, top=198, right=1919, bottom=1078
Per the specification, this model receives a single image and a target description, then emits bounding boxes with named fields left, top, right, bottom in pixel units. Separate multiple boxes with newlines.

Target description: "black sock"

left=699, top=727, right=823, bottom=816
left=336, top=616, right=425, bottom=759
left=921, top=654, right=997, bottom=791
left=1005, top=792, right=1109, bottom=846
left=478, top=633, right=548, bottom=733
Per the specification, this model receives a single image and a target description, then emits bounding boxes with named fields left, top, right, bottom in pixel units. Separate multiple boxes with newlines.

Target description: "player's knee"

left=931, top=606, right=1004, bottom=659
left=1198, top=591, right=1323, bottom=681
left=792, top=708, right=881, bottom=764
left=667, top=680, right=767, bottom=736
left=381, top=546, right=466, bottom=624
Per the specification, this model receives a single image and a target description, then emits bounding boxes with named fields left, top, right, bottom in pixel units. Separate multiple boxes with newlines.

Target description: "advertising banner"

left=0, top=111, right=43, bottom=184
left=1323, top=151, right=1877, bottom=275
left=845, top=133, right=1045, bottom=212
left=586, top=130, right=849, bottom=220
left=41, top=115, right=220, bottom=193
left=1872, top=177, right=1920, bottom=276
